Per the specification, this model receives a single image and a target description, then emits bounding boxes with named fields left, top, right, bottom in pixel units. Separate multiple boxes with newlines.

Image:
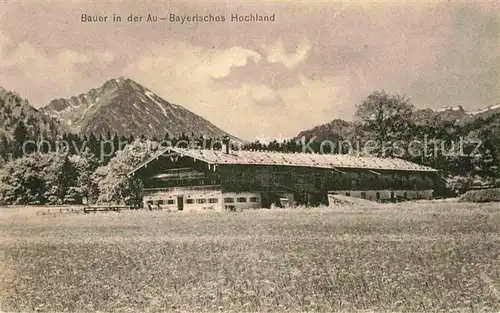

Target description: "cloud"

left=243, top=84, right=277, bottom=102
left=198, top=46, right=261, bottom=79
left=0, top=32, right=13, bottom=50
left=266, top=40, right=311, bottom=69
left=124, top=42, right=347, bottom=140
left=1, top=42, right=37, bottom=68
left=2, top=2, right=497, bottom=139
left=2, top=41, right=115, bottom=74
left=0, top=39, right=117, bottom=104
left=276, top=74, right=349, bottom=125
left=133, top=43, right=260, bottom=82
left=98, top=51, right=115, bottom=63
left=56, top=49, right=90, bottom=73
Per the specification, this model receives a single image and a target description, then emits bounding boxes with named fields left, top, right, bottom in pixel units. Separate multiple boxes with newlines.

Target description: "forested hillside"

left=246, top=91, right=500, bottom=191
left=0, top=87, right=63, bottom=161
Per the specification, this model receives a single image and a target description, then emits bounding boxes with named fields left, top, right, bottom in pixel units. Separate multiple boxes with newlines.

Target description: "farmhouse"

left=128, top=144, right=439, bottom=211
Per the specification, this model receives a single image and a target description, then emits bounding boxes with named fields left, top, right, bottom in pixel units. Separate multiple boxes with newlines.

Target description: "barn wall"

left=222, top=192, right=262, bottom=210
left=329, top=189, right=434, bottom=200
left=143, top=189, right=299, bottom=210
left=183, top=190, right=223, bottom=212
left=143, top=188, right=223, bottom=212
left=140, top=154, right=219, bottom=189
left=137, top=152, right=437, bottom=193
left=217, top=165, right=327, bottom=193
left=216, top=164, right=437, bottom=193
left=136, top=153, right=439, bottom=207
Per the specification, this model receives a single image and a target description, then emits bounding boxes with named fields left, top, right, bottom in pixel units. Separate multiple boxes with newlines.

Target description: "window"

left=345, top=192, right=350, bottom=197
left=158, top=200, right=164, bottom=205
left=361, top=192, right=366, bottom=199
left=209, top=198, right=218, bottom=204
left=167, top=199, right=175, bottom=205
left=211, top=179, right=217, bottom=185
left=249, top=197, right=259, bottom=203
left=315, top=176, right=322, bottom=188
left=224, top=197, right=234, bottom=203
left=199, top=180, right=205, bottom=185
left=237, top=197, right=247, bottom=203
left=196, top=198, right=207, bottom=204
left=186, top=199, right=194, bottom=204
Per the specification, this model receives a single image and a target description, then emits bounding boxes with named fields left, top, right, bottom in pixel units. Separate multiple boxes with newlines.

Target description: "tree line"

left=243, top=91, right=500, bottom=191
left=0, top=90, right=498, bottom=205
left=0, top=127, right=225, bottom=205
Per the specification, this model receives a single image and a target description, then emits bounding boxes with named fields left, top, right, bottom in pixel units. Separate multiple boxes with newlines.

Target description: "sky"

left=1, top=1, right=499, bottom=141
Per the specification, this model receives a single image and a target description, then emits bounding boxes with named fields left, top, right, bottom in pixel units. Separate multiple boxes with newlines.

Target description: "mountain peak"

left=0, top=86, right=62, bottom=138
left=293, top=103, right=499, bottom=142
left=41, top=78, right=238, bottom=141
left=100, top=77, right=144, bottom=92
left=434, top=105, right=465, bottom=113
left=430, top=104, right=500, bottom=122
left=103, top=77, right=137, bottom=87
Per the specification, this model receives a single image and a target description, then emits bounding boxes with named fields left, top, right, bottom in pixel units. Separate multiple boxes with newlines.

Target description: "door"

left=177, top=196, right=184, bottom=211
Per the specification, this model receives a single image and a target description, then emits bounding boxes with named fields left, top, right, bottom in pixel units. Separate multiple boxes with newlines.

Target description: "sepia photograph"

left=0, top=0, right=499, bottom=312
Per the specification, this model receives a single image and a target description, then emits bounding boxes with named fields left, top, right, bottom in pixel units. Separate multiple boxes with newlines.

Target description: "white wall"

left=145, top=188, right=434, bottom=211
left=143, top=189, right=223, bottom=212
left=143, top=189, right=264, bottom=212
left=222, top=192, right=262, bottom=211
left=328, top=189, right=434, bottom=201
left=183, top=191, right=223, bottom=212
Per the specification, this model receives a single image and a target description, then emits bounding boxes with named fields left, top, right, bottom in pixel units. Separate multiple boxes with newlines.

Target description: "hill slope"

left=0, top=87, right=63, bottom=138
left=42, top=78, right=238, bottom=140
left=431, top=104, right=500, bottom=124
left=294, top=119, right=356, bottom=143
left=294, top=104, right=500, bottom=142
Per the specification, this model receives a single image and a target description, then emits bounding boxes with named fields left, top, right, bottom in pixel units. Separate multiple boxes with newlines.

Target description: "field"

left=1, top=202, right=499, bottom=312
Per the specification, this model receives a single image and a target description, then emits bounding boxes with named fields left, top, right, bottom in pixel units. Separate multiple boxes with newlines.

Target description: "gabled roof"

left=129, top=147, right=437, bottom=176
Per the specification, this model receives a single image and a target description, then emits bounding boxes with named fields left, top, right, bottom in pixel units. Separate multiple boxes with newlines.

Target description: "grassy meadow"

left=0, top=202, right=499, bottom=312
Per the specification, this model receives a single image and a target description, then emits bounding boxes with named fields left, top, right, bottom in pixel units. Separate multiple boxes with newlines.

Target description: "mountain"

left=294, top=119, right=355, bottom=142
left=0, top=87, right=63, bottom=138
left=431, top=104, right=500, bottom=123
left=294, top=104, right=500, bottom=142
left=41, top=78, right=239, bottom=141
left=292, top=103, right=499, bottom=184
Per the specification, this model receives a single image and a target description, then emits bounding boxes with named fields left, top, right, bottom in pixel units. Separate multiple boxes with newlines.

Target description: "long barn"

left=128, top=144, right=440, bottom=210
left=128, top=143, right=439, bottom=211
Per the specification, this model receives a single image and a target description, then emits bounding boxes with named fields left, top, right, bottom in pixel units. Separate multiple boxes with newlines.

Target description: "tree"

left=11, top=120, right=28, bottom=158
left=0, top=133, right=9, bottom=163
left=0, top=152, right=77, bottom=204
left=113, top=133, right=121, bottom=154
left=355, top=91, right=415, bottom=157
left=446, top=175, right=473, bottom=195
left=87, top=133, right=99, bottom=160
left=69, top=149, right=99, bottom=204
left=92, top=139, right=158, bottom=204
left=42, top=153, right=71, bottom=204
left=471, top=131, right=499, bottom=185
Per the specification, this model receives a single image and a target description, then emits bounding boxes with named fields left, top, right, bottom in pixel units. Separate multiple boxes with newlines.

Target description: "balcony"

left=143, top=185, right=222, bottom=195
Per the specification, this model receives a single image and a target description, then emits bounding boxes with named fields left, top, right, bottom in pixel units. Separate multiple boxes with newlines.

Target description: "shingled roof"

left=129, top=147, right=437, bottom=175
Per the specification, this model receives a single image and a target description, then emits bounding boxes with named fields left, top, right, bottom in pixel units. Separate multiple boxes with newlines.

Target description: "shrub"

left=459, top=188, right=500, bottom=202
